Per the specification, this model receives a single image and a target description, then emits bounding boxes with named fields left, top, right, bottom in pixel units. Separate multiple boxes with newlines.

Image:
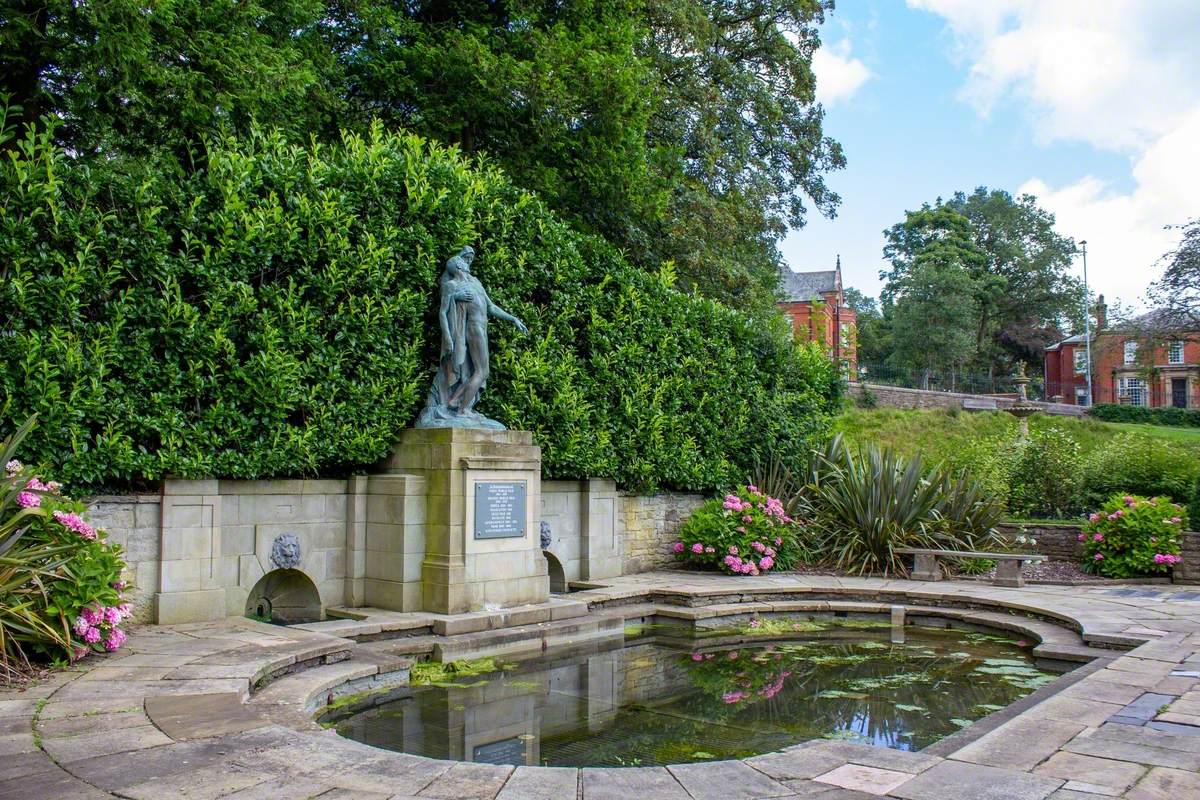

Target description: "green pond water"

left=334, top=623, right=1062, bottom=767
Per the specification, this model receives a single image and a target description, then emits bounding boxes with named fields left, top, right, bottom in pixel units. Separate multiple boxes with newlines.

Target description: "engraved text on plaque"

left=473, top=481, right=527, bottom=540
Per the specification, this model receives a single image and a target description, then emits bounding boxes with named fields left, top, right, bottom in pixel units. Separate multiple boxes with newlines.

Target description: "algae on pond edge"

left=410, top=656, right=512, bottom=687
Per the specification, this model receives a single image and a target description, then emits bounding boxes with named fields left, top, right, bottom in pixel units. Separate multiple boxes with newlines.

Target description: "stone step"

left=433, top=614, right=624, bottom=662
left=249, top=657, right=411, bottom=716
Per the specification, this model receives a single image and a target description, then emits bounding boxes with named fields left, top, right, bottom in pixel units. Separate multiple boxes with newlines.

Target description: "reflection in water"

left=336, top=626, right=1061, bottom=768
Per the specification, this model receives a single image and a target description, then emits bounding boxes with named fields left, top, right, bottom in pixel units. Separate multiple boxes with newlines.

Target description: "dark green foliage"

left=1, top=0, right=845, bottom=314
left=1076, top=433, right=1198, bottom=508
left=0, top=121, right=839, bottom=492
left=1189, top=475, right=1200, bottom=528
left=1089, top=403, right=1200, bottom=428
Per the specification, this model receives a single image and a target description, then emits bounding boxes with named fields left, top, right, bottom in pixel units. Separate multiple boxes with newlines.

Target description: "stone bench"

left=896, top=547, right=1047, bottom=588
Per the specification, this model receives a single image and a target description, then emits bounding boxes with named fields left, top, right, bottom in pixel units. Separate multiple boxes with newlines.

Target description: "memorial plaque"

left=472, top=736, right=526, bottom=765
left=473, top=481, right=527, bottom=540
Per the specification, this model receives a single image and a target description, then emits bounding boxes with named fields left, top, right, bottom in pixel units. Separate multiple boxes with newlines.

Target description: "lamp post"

left=1080, top=240, right=1094, bottom=406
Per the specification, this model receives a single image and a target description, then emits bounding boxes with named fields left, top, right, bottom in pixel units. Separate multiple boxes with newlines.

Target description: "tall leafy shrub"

left=1008, top=427, right=1082, bottom=519
left=0, top=120, right=838, bottom=493
left=1077, top=433, right=1198, bottom=509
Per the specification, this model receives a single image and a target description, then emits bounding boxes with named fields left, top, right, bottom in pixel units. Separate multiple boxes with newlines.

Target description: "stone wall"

left=996, top=521, right=1200, bottom=583
left=618, top=491, right=706, bottom=575
left=85, top=477, right=705, bottom=622
left=848, top=382, right=1085, bottom=417
left=84, top=495, right=162, bottom=622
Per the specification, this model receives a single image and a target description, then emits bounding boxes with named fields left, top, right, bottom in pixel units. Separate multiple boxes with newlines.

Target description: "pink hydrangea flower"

left=117, top=603, right=133, bottom=619
left=72, top=616, right=91, bottom=636
left=691, top=542, right=704, bottom=554
left=735, top=526, right=746, bottom=533
left=1088, top=513, right=1100, bottom=523
left=1094, top=553, right=1104, bottom=561
left=751, top=541, right=765, bottom=552
left=746, top=485, right=759, bottom=494
left=728, top=546, right=739, bottom=556
left=46, top=481, right=62, bottom=494
left=759, top=556, right=774, bottom=570
left=4, top=459, right=21, bottom=475
left=1093, top=533, right=1104, bottom=542
left=748, top=618, right=761, bottom=629
left=102, top=606, right=122, bottom=625
left=774, top=537, right=782, bottom=546
left=52, top=510, right=97, bottom=540
left=741, top=515, right=753, bottom=523
left=672, top=541, right=685, bottom=554
left=103, top=628, right=127, bottom=651
left=704, top=546, right=715, bottom=554
left=25, top=477, right=47, bottom=491
left=83, top=627, right=101, bottom=644
left=691, top=652, right=704, bottom=661
left=1077, top=533, right=1085, bottom=542
left=80, top=606, right=100, bottom=626
left=16, top=491, right=40, bottom=508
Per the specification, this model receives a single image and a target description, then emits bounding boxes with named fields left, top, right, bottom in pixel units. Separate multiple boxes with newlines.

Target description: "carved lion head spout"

left=270, top=533, right=302, bottom=570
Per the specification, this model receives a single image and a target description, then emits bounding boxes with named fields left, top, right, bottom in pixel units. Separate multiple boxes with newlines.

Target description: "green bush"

left=674, top=485, right=807, bottom=575
left=1077, top=433, right=1198, bottom=509
left=0, top=121, right=838, bottom=493
left=1089, top=403, right=1200, bottom=428
left=1008, top=427, right=1082, bottom=519
left=1, top=419, right=130, bottom=677
left=1081, top=494, right=1184, bottom=578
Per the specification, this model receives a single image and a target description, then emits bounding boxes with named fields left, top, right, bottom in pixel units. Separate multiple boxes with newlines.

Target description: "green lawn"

left=833, top=406, right=1200, bottom=463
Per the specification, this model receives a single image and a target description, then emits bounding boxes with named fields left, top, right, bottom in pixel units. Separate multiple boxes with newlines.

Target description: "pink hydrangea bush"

left=5, top=459, right=131, bottom=661
left=1080, top=494, right=1184, bottom=578
left=673, top=485, right=806, bottom=575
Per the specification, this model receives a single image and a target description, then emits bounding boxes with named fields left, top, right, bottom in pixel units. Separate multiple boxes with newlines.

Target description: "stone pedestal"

left=155, top=480, right=227, bottom=624
left=382, top=428, right=549, bottom=614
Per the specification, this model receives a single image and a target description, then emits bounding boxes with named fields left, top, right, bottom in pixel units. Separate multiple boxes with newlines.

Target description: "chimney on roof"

left=1095, top=294, right=1107, bottom=330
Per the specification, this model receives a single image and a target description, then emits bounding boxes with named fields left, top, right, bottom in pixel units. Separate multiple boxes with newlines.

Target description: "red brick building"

left=777, top=259, right=857, bottom=372
left=1045, top=302, right=1200, bottom=408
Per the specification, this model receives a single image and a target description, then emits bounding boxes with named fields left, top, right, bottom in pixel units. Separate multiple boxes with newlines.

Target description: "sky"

left=781, top=0, right=1200, bottom=311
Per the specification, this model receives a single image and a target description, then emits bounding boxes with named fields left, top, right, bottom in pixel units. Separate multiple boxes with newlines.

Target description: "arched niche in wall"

left=245, top=568, right=323, bottom=625
left=543, top=551, right=568, bottom=594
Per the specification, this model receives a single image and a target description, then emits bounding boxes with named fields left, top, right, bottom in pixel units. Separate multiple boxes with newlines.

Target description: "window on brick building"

left=1170, top=341, right=1185, bottom=364
left=1073, top=349, right=1087, bottom=374
left=1124, top=341, right=1138, bottom=365
left=1119, top=377, right=1148, bottom=406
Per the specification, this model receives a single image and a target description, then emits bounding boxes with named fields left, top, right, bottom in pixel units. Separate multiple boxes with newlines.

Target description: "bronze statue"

left=416, top=247, right=527, bottom=430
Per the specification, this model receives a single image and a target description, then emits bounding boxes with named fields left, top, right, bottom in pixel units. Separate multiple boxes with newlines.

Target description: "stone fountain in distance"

left=1006, top=361, right=1040, bottom=438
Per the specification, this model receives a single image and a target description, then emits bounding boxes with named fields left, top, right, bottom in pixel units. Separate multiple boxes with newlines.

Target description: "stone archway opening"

left=245, top=568, right=323, bottom=625
left=543, top=551, right=568, bottom=594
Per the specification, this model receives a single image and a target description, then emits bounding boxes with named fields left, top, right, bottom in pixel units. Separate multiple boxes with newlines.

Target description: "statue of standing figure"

left=416, top=246, right=527, bottom=430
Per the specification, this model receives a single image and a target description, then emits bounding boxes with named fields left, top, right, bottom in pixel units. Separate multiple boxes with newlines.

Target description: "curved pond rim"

left=322, top=612, right=1097, bottom=769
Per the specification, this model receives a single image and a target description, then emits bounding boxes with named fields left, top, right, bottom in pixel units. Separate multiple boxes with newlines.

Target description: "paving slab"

left=495, top=765, right=578, bottom=800
left=581, top=766, right=690, bottom=800
left=1124, top=765, right=1200, bottom=799
left=889, top=760, right=1063, bottom=800
left=417, top=761, right=514, bottom=799
left=812, top=764, right=912, bottom=795
left=951, top=716, right=1087, bottom=771
left=145, top=691, right=270, bottom=739
left=1032, top=752, right=1145, bottom=796
left=748, top=742, right=860, bottom=781
left=668, top=759, right=793, bottom=799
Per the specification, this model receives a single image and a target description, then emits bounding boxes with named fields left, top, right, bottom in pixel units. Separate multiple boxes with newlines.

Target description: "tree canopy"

left=877, top=189, right=1081, bottom=380
left=1149, top=219, right=1200, bottom=334
left=0, top=0, right=844, bottom=312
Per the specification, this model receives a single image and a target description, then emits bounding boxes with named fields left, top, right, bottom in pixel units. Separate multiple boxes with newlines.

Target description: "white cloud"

left=813, top=39, right=871, bottom=105
left=910, top=0, right=1200, bottom=305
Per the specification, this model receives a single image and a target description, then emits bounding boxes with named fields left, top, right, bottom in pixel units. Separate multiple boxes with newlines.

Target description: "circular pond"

left=332, top=622, right=1062, bottom=768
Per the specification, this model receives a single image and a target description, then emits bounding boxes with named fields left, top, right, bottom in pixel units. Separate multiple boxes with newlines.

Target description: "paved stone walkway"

left=3, top=572, right=1200, bottom=800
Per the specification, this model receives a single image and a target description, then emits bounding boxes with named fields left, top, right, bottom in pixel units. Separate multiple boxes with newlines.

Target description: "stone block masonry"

left=848, top=382, right=1085, bottom=417
left=86, top=472, right=707, bottom=622
left=996, top=522, right=1200, bottom=584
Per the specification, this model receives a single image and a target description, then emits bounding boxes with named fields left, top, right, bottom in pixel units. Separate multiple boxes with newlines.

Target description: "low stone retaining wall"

left=848, top=382, right=1085, bottom=417
left=86, top=480, right=706, bottom=622
left=997, top=521, right=1200, bottom=583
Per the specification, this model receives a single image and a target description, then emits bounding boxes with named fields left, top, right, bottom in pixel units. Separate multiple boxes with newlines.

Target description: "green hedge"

left=0, top=123, right=838, bottom=492
left=1089, top=403, right=1200, bottom=428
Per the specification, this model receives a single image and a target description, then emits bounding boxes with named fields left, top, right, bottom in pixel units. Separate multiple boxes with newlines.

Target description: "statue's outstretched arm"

left=486, top=292, right=528, bottom=334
